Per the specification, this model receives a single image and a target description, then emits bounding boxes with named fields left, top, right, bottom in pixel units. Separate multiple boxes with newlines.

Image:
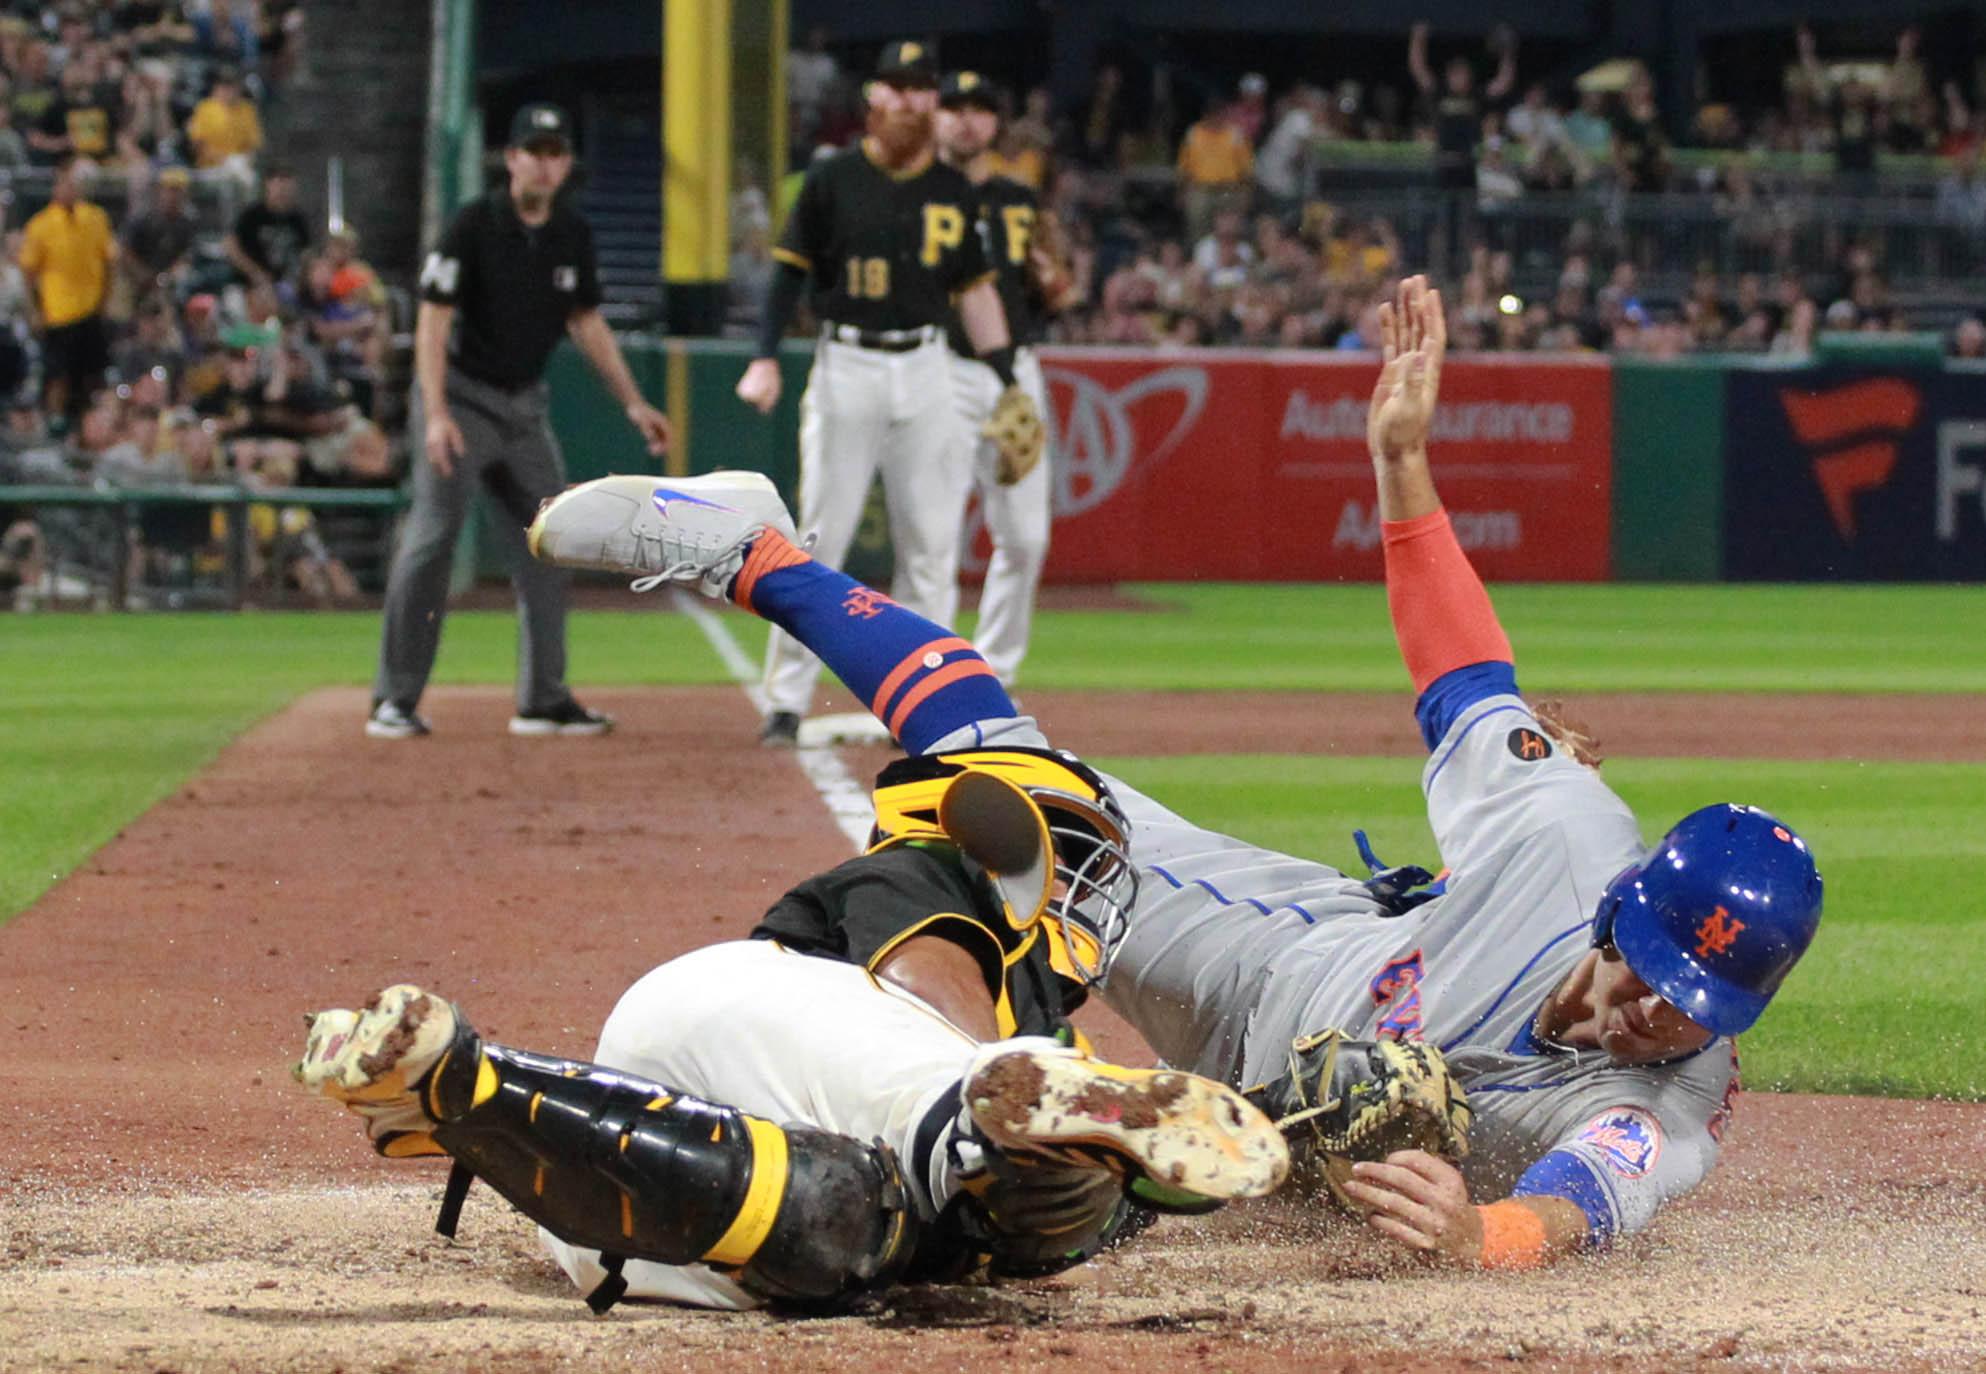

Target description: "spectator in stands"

left=300, top=231, right=387, bottom=408
left=19, top=153, right=118, bottom=420
left=32, top=56, right=117, bottom=165
left=785, top=26, right=840, bottom=153
left=1611, top=68, right=1669, bottom=191
left=189, top=0, right=259, bottom=71
left=1074, top=64, right=1128, bottom=169
left=122, top=164, right=197, bottom=302
left=1176, top=102, right=1253, bottom=242
left=186, top=65, right=261, bottom=174
left=1255, top=84, right=1321, bottom=213
left=984, top=86, right=1054, bottom=190
left=9, top=38, right=56, bottom=134
left=1230, top=73, right=1269, bottom=146
left=0, top=512, right=45, bottom=609
left=225, top=163, right=308, bottom=293
left=1562, top=87, right=1613, bottom=173
left=0, top=77, right=26, bottom=168
left=1950, top=316, right=1986, bottom=360
left=1409, top=21, right=1517, bottom=192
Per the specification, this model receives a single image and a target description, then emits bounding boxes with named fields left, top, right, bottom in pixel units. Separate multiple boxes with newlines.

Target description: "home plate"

left=798, top=712, right=896, bottom=747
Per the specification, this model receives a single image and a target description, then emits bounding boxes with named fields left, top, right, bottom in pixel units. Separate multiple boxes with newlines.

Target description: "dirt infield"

left=4, top=684, right=1983, bottom=1373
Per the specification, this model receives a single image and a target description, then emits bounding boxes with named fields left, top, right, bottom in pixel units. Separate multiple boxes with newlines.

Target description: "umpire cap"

left=939, top=70, right=1003, bottom=110
left=875, top=39, right=939, bottom=87
left=508, top=102, right=573, bottom=152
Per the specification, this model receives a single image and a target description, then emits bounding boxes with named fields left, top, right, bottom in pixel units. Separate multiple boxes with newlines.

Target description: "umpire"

left=369, top=102, right=671, bottom=740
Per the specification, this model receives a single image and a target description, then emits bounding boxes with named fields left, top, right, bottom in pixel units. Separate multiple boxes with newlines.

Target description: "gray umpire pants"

left=373, top=366, right=571, bottom=715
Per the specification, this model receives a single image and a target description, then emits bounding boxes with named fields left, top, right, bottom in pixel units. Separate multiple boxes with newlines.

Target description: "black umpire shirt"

left=774, top=144, right=989, bottom=333
left=418, top=188, right=603, bottom=390
left=946, top=174, right=1045, bottom=357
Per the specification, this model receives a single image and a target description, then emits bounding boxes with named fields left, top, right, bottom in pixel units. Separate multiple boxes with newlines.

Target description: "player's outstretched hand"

left=1366, top=273, right=1446, bottom=466
left=1340, top=1148, right=1481, bottom=1263
left=736, top=357, right=783, bottom=415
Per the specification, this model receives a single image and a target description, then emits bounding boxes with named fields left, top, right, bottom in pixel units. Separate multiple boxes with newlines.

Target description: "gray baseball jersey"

left=943, top=693, right=1738, bottom=1244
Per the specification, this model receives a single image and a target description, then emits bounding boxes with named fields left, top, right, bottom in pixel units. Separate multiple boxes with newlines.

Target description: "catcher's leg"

left=295, top=986, right=918, bottom=1311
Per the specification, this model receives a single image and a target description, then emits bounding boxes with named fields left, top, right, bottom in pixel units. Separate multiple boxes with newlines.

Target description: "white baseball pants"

left=540, top=939, right=1033, bottom=1310
left=950, top=346, right=1052, bottom=689
left=762, top=335, right=971, bottom=717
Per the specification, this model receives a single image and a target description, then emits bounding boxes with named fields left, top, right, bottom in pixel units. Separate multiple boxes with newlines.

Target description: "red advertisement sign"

left=980, top=349, right=1614, bottom=582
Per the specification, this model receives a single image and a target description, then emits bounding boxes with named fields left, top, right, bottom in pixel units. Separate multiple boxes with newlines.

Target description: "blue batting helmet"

left=1591, top=804, right=1822, bottom=1038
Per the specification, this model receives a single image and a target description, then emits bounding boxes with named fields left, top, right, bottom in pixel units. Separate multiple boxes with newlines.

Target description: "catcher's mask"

left=869, top=747, right=1138, bottom=985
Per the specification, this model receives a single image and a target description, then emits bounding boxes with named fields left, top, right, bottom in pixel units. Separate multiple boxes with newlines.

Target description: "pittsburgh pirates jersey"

left=945, top=175, right=1045, bottom=355
left=775, top=145, right=991, bottom=332
left=751, top=839, right=1083, bottom=1040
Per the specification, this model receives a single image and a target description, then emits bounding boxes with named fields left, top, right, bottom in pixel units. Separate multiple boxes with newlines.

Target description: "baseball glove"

left=1026, top=208, right=1082, bottom=314
left=982, top=384, right=1046, bottom=485
left=1245, top=1029, right=1472, bottom=1215
left=1531, top=698, right=1605, bottom=770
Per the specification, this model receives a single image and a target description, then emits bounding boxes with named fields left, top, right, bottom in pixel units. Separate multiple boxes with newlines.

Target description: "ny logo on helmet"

left=1693, top=905, right=1745, bottom=958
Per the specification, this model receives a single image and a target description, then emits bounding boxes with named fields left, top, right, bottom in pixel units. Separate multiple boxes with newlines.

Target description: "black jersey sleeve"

left=775, top=162, right=833, bottom=276
left=417, top=202, right=478, bottom=307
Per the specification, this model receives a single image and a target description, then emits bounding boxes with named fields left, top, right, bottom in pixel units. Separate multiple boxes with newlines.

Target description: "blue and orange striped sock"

left=731, top=531, right=1015, bottom=752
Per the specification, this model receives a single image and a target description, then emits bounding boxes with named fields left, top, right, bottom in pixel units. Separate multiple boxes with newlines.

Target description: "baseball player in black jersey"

left=937, top=72, right=1078, bottom=690
left=737, top=41, right=1042, bottom=747
left=368, top=102, right=671, bottom=741
left=295, top=746, right=1285, bottom=1311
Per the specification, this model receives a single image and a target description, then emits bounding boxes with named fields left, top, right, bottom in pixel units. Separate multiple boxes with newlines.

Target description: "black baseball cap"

left=508, top=102, right=573, bottom=152
left=939, top=70, right=1002, bottom=110
left=875, top=40, right=938, bottom=87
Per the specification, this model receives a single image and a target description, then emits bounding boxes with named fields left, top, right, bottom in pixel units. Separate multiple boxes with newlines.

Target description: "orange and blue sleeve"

left=1382, top=509, right=1519, bottom=750
left=731, top=531, right=1017, bottom=753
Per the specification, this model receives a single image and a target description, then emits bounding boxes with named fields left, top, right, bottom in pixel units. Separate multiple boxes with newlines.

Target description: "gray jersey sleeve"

left=1504, top=1044, right=1737, bottom=1243
left=1422, top=694, right=1641, bottom=878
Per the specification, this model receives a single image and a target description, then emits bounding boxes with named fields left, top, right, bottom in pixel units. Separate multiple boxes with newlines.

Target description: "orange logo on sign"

left=1694, top=905, right=1746, bottom=959
left=842, top=587, right=890, bottom=619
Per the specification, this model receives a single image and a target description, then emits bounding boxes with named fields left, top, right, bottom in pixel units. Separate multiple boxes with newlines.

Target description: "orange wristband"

left=1475, top=1200, right=1550, bottom=1270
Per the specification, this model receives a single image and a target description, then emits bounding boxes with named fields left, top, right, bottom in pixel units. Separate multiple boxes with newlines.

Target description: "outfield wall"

left=541, top=341, right=1986, bottom=583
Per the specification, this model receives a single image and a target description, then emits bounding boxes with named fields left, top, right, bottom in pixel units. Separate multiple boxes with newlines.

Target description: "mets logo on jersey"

left=1577, top=1107, right=1664, bottom=1178
left=1506, top=727, right=1551, bottom=761
left=1368, top=949, right=1426, bottom=1040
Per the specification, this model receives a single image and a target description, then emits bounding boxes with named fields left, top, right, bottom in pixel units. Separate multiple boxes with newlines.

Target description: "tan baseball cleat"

left=294, top=984, right=475, bottom=1157
left=964, top=1045, right=1290, bottom=1202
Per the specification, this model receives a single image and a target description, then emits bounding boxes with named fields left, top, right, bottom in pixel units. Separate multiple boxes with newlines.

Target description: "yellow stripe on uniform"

left=770, top=246, right=811, bottom=271
left=702, top=1116, right=790, bottom=1267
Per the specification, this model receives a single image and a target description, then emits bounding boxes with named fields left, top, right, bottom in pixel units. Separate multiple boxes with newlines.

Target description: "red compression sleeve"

left=1382, top=509, right=1514, bottom=693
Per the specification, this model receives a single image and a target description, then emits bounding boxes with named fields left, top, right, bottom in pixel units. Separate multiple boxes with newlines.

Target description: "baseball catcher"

left=530, top=272, right=1824, bottom=1271
left=297, top=751, right=1289, bottom=1311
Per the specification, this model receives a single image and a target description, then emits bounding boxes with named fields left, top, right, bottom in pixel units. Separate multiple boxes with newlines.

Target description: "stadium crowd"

left=760, top=19, right=1986, bottom=362
left=0, top=0, right=397, bottom=610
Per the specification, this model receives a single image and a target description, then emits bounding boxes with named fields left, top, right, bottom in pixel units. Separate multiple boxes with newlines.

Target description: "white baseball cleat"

left=527, top=471, right=798, bottom=597
left=294, top=983, right=472, bottom=1154
left=964, top=1045, right=1289, bottom=1202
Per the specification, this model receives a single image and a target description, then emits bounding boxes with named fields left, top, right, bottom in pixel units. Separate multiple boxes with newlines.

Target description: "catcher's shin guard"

left=422, top=1040, right=917, bottom=1310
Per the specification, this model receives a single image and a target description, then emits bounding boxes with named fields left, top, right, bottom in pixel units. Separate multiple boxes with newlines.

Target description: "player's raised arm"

left=1366, top=275, right=1516, bottom=749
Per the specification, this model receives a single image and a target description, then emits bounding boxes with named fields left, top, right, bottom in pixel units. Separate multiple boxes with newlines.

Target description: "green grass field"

left=6, top=584, right=1983, bottom=1098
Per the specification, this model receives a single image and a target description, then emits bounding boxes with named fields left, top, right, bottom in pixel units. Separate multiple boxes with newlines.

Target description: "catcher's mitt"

left=1530, top=699, right=1604, bottom=770
left=1245, top=1029, right=1471, bottom=1215
left=982, top=384, right=1046, bottom=485
left=1025, top=208, right=1082, bottom=314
